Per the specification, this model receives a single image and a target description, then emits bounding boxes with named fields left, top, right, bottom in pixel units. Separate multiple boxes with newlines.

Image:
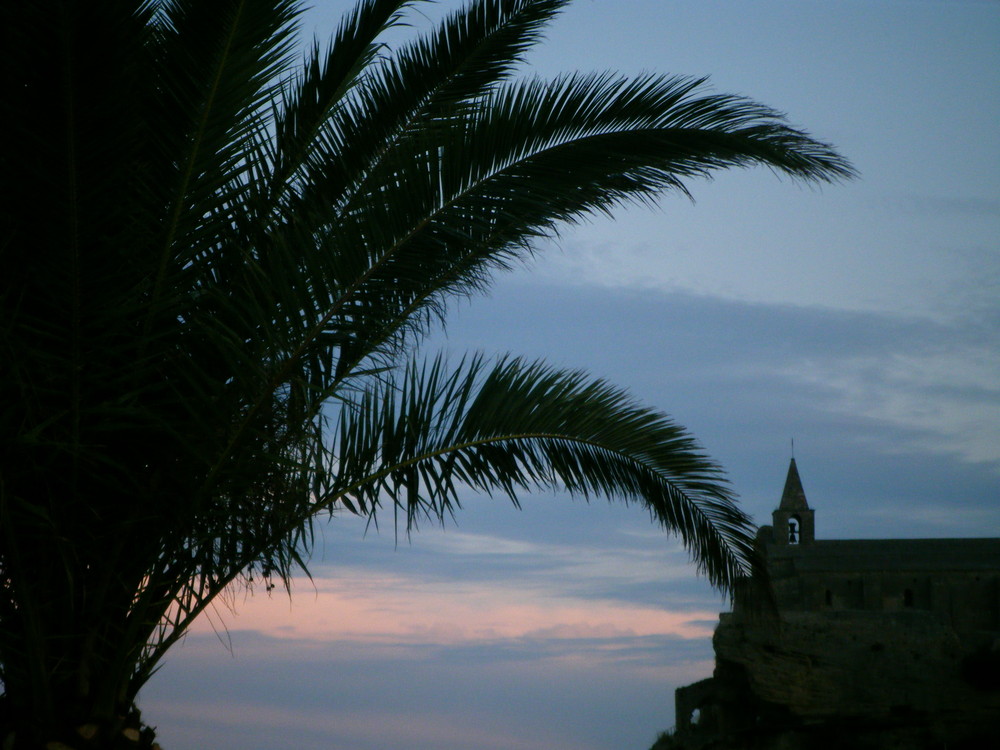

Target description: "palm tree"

left=0, top=0, right=853, bottom=746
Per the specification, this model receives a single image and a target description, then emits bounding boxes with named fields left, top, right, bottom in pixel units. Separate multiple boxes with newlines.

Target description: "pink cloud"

left=191, top=568, right=719, bottom=646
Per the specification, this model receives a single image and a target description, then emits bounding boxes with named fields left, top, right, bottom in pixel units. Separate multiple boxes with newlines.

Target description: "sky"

left=140, top=2, right=1000, bottom=749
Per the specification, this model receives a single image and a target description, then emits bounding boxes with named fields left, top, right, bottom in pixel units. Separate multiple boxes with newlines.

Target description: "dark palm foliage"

left=0, top=0, right=853, bottom=746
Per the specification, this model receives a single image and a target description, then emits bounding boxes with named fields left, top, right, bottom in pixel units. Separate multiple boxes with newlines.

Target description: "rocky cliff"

left=670, top=610, right=1000, bottom=750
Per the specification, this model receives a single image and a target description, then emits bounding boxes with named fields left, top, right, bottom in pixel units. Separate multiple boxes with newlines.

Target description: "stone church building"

left=670, top=459, right=1000, bottom=749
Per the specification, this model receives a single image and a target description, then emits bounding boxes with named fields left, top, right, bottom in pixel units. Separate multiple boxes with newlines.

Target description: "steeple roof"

left=778, top=457, right=810, bottom=511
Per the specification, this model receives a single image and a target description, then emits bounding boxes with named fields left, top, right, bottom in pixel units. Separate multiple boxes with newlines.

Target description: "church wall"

left=758, top=536, right=1000, bottom=632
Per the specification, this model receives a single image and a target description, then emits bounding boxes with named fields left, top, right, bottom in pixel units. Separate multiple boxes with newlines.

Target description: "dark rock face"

left=675, top=607, right=1000, bottom=749
left=675, top=611, right=999, bottom=749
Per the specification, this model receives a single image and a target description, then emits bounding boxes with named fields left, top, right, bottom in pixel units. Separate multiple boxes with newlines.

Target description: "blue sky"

left=140, top=2, right=1000, bottom=748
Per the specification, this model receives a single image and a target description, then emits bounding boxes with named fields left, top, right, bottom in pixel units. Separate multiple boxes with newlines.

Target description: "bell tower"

left=772, top=457, right=815, bottom=545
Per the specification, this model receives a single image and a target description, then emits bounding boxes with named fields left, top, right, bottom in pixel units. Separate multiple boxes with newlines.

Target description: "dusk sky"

left=140, top=2, right=1000, bottom=748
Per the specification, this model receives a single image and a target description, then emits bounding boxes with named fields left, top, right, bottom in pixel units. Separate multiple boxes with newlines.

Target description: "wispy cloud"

left=413, top=530, right=715, bottom=591
left=772, top=344, right=1000, bottom=467
left=147, top=628, right=715, bottom=750
left=194, top=566, right=719, bottom=647
left=440, top=279, right=1000, bottom=473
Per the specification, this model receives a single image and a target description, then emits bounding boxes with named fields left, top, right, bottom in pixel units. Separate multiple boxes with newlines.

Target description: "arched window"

left=825, top=589, right=833, bottom=606
left=904, top=589, right=914, bottom=607
left=788, top=516, right=800, bottom=544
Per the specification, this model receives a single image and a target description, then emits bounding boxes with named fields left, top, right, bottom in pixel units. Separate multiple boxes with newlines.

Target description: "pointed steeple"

left=779, top=457, right=810, bottom=511
left=772, top=457, right=816, bottom=546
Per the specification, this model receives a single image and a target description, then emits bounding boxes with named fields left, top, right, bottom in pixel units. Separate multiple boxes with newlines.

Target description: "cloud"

left=412, top=529, right=717, bottom=592
left=149, top=614, right=716, bottom=750
left=436, top=281, right=1000, bottom=473
left=145, top=627, right=715, bottom=750
left=193, top=565, right=719, bottom=647
left=770, top=341, right=1000, bottom=467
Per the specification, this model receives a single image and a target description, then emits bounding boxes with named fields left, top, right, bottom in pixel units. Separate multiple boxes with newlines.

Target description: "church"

left=669, top=459, right=1000, bottom=749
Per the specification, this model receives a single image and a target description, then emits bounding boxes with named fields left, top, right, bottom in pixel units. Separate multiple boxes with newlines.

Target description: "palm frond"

left=287, top=0, right=572, bottom=220
left=325, top=356, right=761, bottom=591
left=145, top=0, right=302, bottom=312
left=267, top=0, right=416, bottom=206
left=300, top=72, right=853, bottom=381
